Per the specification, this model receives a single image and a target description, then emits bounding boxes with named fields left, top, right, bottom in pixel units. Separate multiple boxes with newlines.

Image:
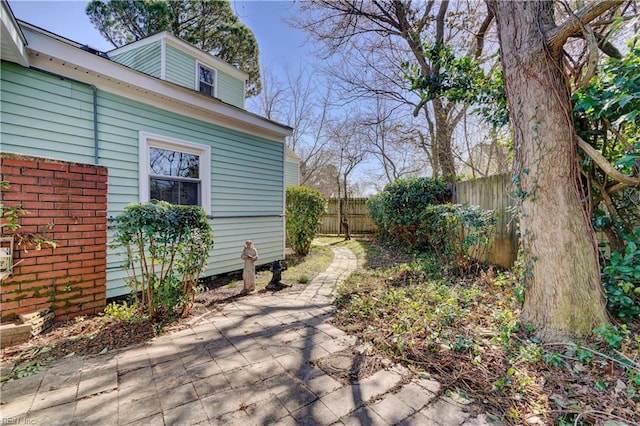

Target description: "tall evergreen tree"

left=86, top=0, right=261, bottom=97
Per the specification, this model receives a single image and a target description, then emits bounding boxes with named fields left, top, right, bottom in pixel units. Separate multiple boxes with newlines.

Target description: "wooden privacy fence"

left=319, top=198, right=377, bottom=234
left=453, top=174, right=518, bottom=268
left=318, top=175, right=519, bottom=267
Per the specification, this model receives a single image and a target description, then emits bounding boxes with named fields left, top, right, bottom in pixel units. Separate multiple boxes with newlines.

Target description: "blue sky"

left=8, top=0, right=314, bottom=75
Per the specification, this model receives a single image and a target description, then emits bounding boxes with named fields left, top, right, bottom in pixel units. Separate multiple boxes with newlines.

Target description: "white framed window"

left=139, top=132, right=211, bottom=214
left=197, top=63, right=216, bottom=97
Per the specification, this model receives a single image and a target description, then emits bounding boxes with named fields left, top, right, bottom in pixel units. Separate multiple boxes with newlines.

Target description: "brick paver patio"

left=1, top=246, right=497, bottom=425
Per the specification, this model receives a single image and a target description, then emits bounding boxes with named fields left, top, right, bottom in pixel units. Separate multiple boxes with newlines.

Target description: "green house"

left=0, top=4, right=293, bottom=299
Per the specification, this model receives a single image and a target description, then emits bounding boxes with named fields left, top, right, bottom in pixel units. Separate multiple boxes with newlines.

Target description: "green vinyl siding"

left=285, top=160, right=300, bottom=187
left=106, top=216, right=284, bottom=298
left=111, top=40, right=245, bottom=108
left=110, top=41, right=162, bottom=78
left=217, top=70, right=244, bottom=108
left=165, top=44, right=196, bottom=89
left=98, top=91, right=284, bottom=297
left=1, top=61, right=285, bottom=299
left=0, top=62, right=95, bottom=162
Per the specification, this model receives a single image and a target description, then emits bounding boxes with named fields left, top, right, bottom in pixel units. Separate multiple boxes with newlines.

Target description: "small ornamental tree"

left=113, top=201, right=214, bottom=319
left=286, top=186, right=327, bottom=256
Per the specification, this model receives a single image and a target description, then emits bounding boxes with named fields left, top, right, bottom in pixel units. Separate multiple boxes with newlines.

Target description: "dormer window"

left=198, top=63, right=216, bottom=97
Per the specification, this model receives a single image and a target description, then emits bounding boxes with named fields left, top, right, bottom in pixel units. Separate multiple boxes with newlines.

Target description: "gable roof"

left=108, top=31, right=248, bottom=82
left=12, top=19, right=292, bottom=142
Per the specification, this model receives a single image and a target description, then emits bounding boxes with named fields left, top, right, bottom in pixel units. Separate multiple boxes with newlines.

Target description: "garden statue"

left=266, top=260, right=288, bottom=290
left=240, top=240, right=258, bottom=294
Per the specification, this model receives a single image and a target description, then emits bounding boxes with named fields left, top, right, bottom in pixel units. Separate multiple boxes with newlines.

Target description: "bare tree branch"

left=577, top=135, right=640, bottom=187
left=547, top=0, right=624, bottom=53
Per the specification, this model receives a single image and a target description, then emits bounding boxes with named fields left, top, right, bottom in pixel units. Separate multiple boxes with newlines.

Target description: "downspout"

left=29, top=67, right=100, bottom=164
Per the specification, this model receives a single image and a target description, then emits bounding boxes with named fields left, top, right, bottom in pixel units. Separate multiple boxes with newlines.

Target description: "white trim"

left=21, top=25, right=292, bottom=142
left=196, top=61, right=217, bottom=98
left=1, top=2, right=29, bottom=66
left=242, top=79, right=246, bottom=109
left=160, top=40, right=166, bottom=80
left=109, top=31, right=248, bottom=82
left=139, top=131, right=212, bottom=215
left=108, top=32, right=166, bottom=55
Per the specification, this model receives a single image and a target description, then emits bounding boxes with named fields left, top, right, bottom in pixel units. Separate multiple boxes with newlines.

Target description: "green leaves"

left=602, top=228, right=640, bottom=320
left=402, top=43, right=508, bottom=128
left=367, top=178, right=494, bottom=273
left=367, top=177, right=450, bottom=232
left=286, top=186, right=327, bottom=256
left=574, top=44, right=640, bottom=127
left=113, top=201, right=214, bottom=318
left=86, top=0, right=261, bottom=97
left=0, top=180, right=56, bottom=253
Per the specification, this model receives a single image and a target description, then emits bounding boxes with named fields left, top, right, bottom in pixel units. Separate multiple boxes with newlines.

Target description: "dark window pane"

left=199, top=66, right=214, bottom=84
left=150, top=178, right=200, bottom=206
left=150, top=178, right=178, bottom=204
left=199, top=83, right=213, bottom=96
left=199, top=65, right=215, bottom=96
left=180, top=181, right=199, bottom=205
left=149, top=147, right=199, bottom=178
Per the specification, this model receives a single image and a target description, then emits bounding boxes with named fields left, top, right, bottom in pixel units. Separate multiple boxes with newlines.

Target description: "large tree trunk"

left=433, top=99, right=456, bottom=182
left=491, top=1, right=609, bottom=341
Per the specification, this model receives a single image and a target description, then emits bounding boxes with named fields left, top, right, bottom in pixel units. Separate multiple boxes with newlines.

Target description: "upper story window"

left=198, top=63, right=216, bottom=97
left=139, top=132, right=211, bottom=214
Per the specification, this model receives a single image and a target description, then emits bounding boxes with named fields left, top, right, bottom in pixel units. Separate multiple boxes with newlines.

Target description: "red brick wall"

left=1, top=153, right=108, bottom=322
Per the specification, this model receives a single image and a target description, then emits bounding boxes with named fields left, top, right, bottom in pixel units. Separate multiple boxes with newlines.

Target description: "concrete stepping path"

left=1, top=245, right=497, bottom=425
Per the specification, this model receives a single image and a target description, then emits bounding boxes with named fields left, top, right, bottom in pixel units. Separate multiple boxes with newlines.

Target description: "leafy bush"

left=286, top=186, right=327, bottom=256
left=103, top=301, right=145, bottom=323
left=113, top=201, right=214, bottom=319
left=417, top=204, right=496, bottom=272
left=602, top=227, right=640, bottom=320
left=367, top=177, right=451, bottom=241
left=574, top=43, right=640, bottom=252
left=367, top=178, right=494, bottom=270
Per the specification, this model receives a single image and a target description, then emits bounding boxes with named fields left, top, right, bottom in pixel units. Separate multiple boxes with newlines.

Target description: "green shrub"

left=369, top=177, right=493, bottom=272
left=286, top=186, right=327, bottom=256
left=367, top=177, right=450, bottom=242
left=103, top=301, right=144, bottom=323
left=417, top=204, right=495, bottom=272
left=113, top=201, right=214, bottom=319
left=602, top=227, right=640, bottom=320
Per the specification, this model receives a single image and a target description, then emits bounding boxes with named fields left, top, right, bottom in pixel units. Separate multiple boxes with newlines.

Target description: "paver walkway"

left=1, top=246, right=497, bottom=425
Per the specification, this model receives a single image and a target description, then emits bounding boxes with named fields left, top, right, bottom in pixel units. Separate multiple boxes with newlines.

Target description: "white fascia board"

left=109, top=31, right=248, bottom=82
left=1, top=2, right=28, bottom=66
left=22, top=25, right=292, bottom=142
left=163, top=36, right=248, bottom=82
left=107, top=31, right=166, bottom=55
